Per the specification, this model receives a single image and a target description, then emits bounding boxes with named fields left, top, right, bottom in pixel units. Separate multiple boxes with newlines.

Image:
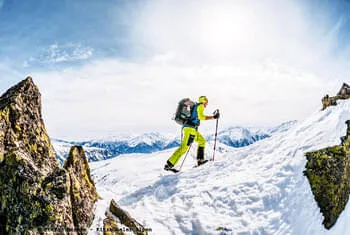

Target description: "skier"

left=164, top=96, right=220, bottom=172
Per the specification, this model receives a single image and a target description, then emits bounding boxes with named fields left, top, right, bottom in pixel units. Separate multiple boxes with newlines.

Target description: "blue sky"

left=0, top=0, right=140, bottom=67
left=0, top=0, right=350, bottom=139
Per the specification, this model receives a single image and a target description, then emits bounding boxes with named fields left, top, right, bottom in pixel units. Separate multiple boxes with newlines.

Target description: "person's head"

left=198, top=96, right=208, bottom=107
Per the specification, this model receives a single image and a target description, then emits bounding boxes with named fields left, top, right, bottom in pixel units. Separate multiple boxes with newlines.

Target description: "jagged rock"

left=103, top=211, right=125, bottom=235
left=321, top=95, right=337, bottom=110
left=304, top=120, right=350, bottom=229
left=0, top=77, right=98, bottom=234
left=337, top=83, right=350, bottom=96
left=0, top=77, right=75, bottom=234
left=0, top=77, right=58, bottom=173
left=322, top=82, right=350, bottom=110
left=108, top=199, right=147, bottom=235
left=64, top=146, right=98, bottom=233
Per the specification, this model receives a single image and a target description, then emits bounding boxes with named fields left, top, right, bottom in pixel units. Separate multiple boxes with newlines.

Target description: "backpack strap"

left=184, top=103, right=200, bottom=128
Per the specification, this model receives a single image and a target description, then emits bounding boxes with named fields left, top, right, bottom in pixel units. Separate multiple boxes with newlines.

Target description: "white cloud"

left=26, top=43, right=93, bottom=66
left=32, top=57, right=338, bottom=139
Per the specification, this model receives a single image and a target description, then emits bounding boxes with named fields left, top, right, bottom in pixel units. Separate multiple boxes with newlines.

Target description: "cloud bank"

left=33, top=58, right=336, bottom=139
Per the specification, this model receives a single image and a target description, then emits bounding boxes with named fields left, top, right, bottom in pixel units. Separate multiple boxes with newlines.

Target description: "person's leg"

left=195, top=131, right=207, bottom=165
left=166, top=127, right=196, bottom=168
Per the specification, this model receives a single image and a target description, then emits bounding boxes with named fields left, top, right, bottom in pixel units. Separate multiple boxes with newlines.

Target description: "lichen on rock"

left=107, top=199, right=147, bottom=235
left=64, top=145, right=99, bottom=233
left=103, top=211, right=125, bottom=235
left=0, top=77, right=76, bottom=234
left=321, top=94, right=350, bottom=110
left=304, top=120, right=350, bottom=229
left=0, top=77, right=98, bottom=234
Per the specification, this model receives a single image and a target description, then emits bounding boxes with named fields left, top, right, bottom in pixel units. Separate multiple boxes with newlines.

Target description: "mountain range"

left=52, top=121, right=297, bottom=163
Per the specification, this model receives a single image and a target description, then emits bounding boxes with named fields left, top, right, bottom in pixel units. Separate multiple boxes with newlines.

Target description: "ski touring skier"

left=164, top=96, right=220, bottom=173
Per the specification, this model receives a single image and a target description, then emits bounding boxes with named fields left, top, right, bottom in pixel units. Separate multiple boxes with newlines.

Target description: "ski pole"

left=179, top=143, right=193, bottom=171
left=212, top=109, right=219, bottom=161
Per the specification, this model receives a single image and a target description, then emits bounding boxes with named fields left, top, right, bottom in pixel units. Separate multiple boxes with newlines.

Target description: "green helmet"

left=198, top=96, right=208, bottom=103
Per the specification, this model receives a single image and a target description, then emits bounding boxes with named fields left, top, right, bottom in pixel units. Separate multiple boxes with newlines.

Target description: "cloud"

left=0, top=0, right=4, bottom=9
left=31, top=57, right=338, bottom=139
left=25, top=43, right=93, bottom=66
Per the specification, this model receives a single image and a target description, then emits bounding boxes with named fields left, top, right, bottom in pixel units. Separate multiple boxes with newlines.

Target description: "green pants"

left=168, top=127, right=206, bottom=166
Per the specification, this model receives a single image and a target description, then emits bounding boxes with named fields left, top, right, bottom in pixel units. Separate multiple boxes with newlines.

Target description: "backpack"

left=173, top=98, right=196, bottom=125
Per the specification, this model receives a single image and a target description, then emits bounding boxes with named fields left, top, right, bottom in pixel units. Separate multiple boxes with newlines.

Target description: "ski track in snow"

left=88, top=100, right=350, bottom=235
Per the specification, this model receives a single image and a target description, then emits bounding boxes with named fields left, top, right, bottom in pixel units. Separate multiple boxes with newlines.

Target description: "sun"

left=197, top=4, right=257, bottom=55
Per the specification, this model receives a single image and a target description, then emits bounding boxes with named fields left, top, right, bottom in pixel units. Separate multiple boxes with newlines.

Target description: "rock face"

left=322, top=83, right=350, bottom=110
left=0, top=77, right=58, bottom=173
left=105, top=199, right=148, bottom=235
left=103, top=210, right=124, bottom=235
left=304, top=120, right=350, bottom=229
left=0, top=77, right=97, bottom=234
left=64, top=146, right=98, bottom=232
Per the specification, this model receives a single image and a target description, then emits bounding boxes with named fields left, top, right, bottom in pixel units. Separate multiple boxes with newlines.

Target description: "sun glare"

left=197, top=4, right=257, bottom=55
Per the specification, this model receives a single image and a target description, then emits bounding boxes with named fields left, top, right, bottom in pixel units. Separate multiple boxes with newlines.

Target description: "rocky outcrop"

left=64, top=146, right=98, bottom=232
left=103, top=211, right=124, bottom=235
left=337, top=82, right=350, bottom=96
left=104, top=199, right=148, bottom=235
left=0, top=77, right=97, bottom=234
left=0, top=77, right=58, bottom=173
left=304, top=120, right=350, bottom=229
left=322, top=83, right=350, bottom=110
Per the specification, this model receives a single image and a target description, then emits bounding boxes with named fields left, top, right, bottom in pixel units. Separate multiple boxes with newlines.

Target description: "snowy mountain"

left=52, top=132, right=180, bottom=163
left=52, top=138, right=114, bottom=163
left=208, top=121, right=297, bottom=147
left=88, top=100, right=350, bottom=234
left=52, top=122, right=296, bottom=163
left=210, top=126, right=270, bottom=147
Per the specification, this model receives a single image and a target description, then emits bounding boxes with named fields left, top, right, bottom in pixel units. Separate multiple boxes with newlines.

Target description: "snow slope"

left=89, top=100, right=350, bottom=234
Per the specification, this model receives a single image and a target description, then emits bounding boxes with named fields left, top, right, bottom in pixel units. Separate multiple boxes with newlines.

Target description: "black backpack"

left=173, top=98, right=196, bottom=125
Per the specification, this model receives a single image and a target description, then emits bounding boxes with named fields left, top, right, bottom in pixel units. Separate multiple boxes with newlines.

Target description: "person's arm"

left=197, top=104, right=215, bottom=120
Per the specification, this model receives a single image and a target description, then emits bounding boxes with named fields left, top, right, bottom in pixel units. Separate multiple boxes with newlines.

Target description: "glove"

left=213, top=112, right=220, bottom=119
